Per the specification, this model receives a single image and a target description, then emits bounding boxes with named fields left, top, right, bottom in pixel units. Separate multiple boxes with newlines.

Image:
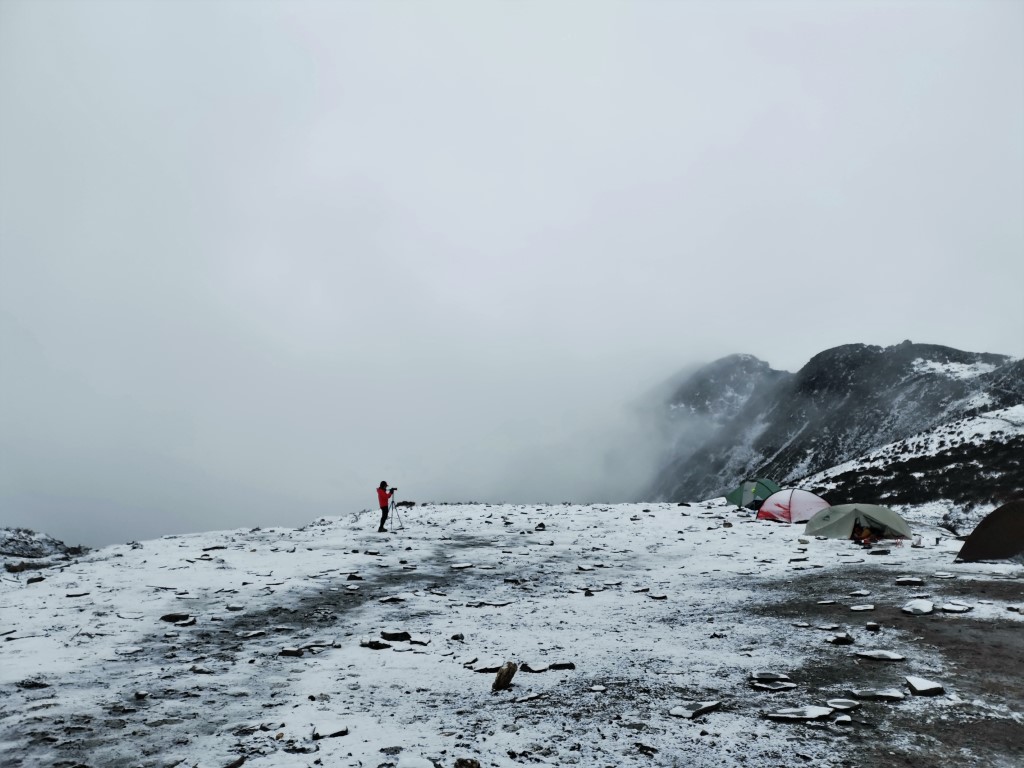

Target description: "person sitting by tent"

left=852, top=521, right=877, bottom=546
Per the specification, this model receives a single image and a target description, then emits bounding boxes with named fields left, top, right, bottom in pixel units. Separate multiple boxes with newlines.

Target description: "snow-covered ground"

left=2, top=502, right=1022, bottom=767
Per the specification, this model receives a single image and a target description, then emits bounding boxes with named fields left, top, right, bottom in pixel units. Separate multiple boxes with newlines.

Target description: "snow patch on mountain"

left=911, top=358, right=998, bottom=380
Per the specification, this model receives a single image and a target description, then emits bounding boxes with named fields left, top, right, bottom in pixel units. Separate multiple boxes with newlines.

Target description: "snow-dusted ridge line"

left=800, top=404, right=1024, bottom=487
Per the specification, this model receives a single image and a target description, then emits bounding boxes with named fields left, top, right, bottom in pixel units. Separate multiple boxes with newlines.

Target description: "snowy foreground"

left=2, top=502, right=1023, bottom=768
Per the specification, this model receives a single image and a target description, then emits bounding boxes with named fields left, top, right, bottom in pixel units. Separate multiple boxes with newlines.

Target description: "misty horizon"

left=2, top=2, right=1022, bottom=548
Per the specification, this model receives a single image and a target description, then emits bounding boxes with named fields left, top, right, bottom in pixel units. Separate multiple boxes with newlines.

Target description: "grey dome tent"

left=725, top=478, right=781, bottom=509
left=956, top=501, right=1024, bottom=562
left=804, top=504, right=911, bottom=540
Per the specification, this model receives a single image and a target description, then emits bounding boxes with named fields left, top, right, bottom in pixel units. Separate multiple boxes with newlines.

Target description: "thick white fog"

left=1, top=2, right=1022, bottom=546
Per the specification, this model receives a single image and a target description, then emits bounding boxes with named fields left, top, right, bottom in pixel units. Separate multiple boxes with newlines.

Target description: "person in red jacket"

left=376, top=481, right=395, bottom=532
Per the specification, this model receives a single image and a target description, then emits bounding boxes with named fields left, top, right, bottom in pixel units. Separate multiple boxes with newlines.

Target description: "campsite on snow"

left=2, top=498, right=1023, bottom=768
left=2, top=342, right=1023, bottom=768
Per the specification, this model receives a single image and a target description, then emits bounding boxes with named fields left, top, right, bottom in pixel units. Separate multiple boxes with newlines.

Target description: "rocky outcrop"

left=649, top=342, right=1023, bottom=508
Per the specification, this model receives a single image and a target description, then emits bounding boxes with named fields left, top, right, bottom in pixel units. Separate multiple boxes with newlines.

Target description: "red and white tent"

left=756, top=488, right=829, bottom=524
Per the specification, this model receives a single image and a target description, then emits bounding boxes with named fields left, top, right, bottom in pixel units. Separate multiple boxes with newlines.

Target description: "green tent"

left=804, top=503, right=912, bottom=540
left=725, top=478, right=781, bottom=509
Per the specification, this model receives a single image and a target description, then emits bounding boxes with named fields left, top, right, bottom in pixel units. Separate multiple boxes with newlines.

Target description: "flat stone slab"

left=865, top=622, right=880, bottom=632
left=906, top=676, right=944, bottom=696
left=895, top=577, right=925, bottom=586
left=934, top=572, right=956, bottom=579
left=850, top=604, right=875, bottom=612
left=826, top=699, right=862, bottom=711
left=669, top=701, right=720, bottom=719
left=750, top=671, right=791, bottom=682
left=752, top=680, right=797, bottom=692
left=792, top=622, right=810, bottom=628
left=855, top=649, right=905, bottom=661
left=902, top=599, right=934, bottom=615
left=941, top=603, right=973, bottom=614
left=765, top=706, right=833, bottom=722
left=849, top=687, right=905, bottom=701
left=849, top=590, right=871, bottom=597
left=826, top=633, right=855, bottom=645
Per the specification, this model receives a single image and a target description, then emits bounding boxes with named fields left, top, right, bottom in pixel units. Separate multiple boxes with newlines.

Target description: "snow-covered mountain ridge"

left=650, top=342, right=1023, bottom=510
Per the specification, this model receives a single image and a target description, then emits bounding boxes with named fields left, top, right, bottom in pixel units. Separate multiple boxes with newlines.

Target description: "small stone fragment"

left=312, top=722, right=349, bottom=740
left=826, top=699, right=861, bottom=711
left=848, top=687, right=905, bottom=701
left=826, top=633, right=854, bottom=645
left=381, top=630, right=412, bottom=642
left=855, top=649, right=905, bottom=661
left=669, top=701, right=720, bottom=719
left=279, top=647, right=303, bottom=657
left=865, top=622, right=880, bottom=632
left=850, top=604, right=875, bottom=612
left=895, top=577, right=924, bottom=586
left=901, top=599, right=934, bottom=616
left=765, top=706, right=833, bottom=722
left=906, top=676, right=944, bottom=696
left=752, top=680, right=797, bottom=692
left=941, top=603, right=973, bottom=614
left=492, top=661, right=517, bottom=691
left=750, top=671, right=791, bottom=682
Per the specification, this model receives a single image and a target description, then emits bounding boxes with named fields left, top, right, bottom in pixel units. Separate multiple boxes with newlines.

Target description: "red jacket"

left=377, top=487, right=393, bottom=507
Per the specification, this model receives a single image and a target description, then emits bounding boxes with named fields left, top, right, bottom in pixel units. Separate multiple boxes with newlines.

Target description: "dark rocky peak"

left=668, top=354, right=788, bottom=422
left=648, top=341, right=1023, bottom=507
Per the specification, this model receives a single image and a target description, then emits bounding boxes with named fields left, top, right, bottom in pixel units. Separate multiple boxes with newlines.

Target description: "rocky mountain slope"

left=649, top=342, right=1024, bottom=509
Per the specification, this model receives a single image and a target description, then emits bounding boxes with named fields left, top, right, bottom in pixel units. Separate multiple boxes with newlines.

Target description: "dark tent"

left=725, top=478, right=781, bottom=509
left=956, top=501, right=1024, bottom=563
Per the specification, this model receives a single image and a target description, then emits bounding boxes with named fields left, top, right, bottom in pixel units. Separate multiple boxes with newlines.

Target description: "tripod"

left=388, top=496, right=404, bottom=532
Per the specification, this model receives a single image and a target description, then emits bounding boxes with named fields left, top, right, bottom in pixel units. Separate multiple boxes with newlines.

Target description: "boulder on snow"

left=492, top=661, right=517, bottom=691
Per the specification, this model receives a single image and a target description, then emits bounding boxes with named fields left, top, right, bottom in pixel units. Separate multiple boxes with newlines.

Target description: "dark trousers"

left=379, top=506, right=389, bottom=530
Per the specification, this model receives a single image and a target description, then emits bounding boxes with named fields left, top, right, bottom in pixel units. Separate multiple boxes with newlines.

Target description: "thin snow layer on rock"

left=1, top=503, right=1022, bottom=768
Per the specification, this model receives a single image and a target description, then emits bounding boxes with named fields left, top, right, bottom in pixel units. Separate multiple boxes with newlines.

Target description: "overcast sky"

left=1, top=1, right=1022, bottom=547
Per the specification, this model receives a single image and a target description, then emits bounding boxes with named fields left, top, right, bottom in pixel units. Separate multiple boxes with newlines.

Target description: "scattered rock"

left=312, top=722, right=349, bottom=739
left=492, top=661, right=517, bottom=691
left=549, top=662, right=576, bottom=671
left=765, top=706, right=833, bottom=722
left=826, top=699, right=861, bottom=711
left=159, top=612, right=190, bottom=623
left=848, top=688, right=905, bottom=701
left=454, top=760, right=482, bottom=768
left=381, top=630, right=412, bottom=642
left=849, top=590, right=871, bottom=597
left=359, top=639, right=391, bottom=651
left=941, top=603, right=973, bottom=614
left=826, top=633, right=854, bottom=645
left=669, top=701, right=720, bottom=719
left=752, top=681, right=797, bottom=692
left=750, top=671, right=791, bottom=682
left=906, top=676, right=944, bottom=696
left=895, top=577, right=925, bottom=586
left=850, top=604, right=875, bottom=612
left=901, top=599, right=934, bottom=616
left=855, top=650, right=905, bottom=661
left=865, top=622, right=880, bottom=632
